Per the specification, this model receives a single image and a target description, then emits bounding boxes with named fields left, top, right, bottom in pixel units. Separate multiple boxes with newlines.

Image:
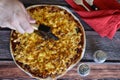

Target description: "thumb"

left=28, top=16, right=36, bottom=23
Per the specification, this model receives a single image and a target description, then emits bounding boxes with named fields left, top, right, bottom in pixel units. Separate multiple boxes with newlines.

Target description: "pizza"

left=10, top=5, right=86, bottom=79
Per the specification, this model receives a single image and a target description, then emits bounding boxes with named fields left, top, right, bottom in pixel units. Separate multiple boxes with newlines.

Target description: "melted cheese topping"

left=12, top=6, right=83, bottom=78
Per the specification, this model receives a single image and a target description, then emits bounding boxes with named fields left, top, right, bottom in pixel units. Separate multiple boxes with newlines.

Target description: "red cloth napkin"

left=65, top=0, right=120, bottom=39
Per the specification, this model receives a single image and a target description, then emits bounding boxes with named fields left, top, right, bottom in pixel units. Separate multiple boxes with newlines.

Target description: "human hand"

left=0, top=0, right=35, bottom=34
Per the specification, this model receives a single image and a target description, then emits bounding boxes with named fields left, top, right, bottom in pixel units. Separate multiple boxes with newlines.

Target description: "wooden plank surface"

left=0, top=31, right=120, bottom=62
left=0, top=61, right=120, bottom=80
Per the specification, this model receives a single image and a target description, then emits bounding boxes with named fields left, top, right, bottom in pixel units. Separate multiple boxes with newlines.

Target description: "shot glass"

left=93, top=50, right=107, bottom=63
left=77, top=63, right=90, bottom=77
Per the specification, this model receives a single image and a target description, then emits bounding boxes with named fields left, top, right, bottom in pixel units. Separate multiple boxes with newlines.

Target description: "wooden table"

left=0, top=0, right=120, bottom=80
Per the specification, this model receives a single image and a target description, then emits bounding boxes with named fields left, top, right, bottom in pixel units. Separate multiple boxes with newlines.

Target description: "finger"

left=20, top=19, right=34, bottom=33
left=25, top=13, right=36, bottom=23
left=12, top=19, right=25, bottom=34
left=19, top=2, right=36, bottom=24
left=18, top=1, right=28, bottom=16
left=17, top=14, right=34, bottom=33
left=27, top=15, right=36, bottom=23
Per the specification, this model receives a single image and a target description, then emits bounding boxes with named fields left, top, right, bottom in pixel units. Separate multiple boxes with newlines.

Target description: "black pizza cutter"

left=31, top=24, right=59, bottom=40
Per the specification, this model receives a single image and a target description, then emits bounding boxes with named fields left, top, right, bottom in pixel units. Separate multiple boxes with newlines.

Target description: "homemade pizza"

left=10, top=5, right=86, bottom=79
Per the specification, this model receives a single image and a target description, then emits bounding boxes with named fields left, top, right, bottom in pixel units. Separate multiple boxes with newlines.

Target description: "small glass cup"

left=93, top=50, right=107, bottom=63
left=77, top=63, right=90, bottom=77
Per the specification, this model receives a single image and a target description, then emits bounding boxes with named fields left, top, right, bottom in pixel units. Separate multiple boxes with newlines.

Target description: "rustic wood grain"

left=0, top=31, right=120, bottom=62
left=0, top=61, right=120, bottom=80
left=0, top=31, right=12, bottom=59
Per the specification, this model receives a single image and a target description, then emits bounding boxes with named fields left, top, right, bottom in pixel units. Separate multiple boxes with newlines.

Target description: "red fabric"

left=65, top=0, right=120, bottom=39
